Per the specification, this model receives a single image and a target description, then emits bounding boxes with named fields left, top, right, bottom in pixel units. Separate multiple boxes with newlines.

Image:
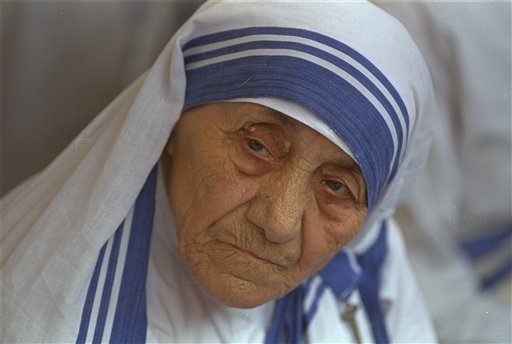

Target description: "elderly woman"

left=2, top=1, right=436, bottom=343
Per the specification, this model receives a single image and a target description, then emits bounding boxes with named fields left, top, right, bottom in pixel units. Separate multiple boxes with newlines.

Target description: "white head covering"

left=1, top=1, right=433, bottom=342
left=177, top=1, right=433, bottom=251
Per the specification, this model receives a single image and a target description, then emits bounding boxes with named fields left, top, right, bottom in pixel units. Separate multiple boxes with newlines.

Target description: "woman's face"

left=164, top=102, right=367, bottom=308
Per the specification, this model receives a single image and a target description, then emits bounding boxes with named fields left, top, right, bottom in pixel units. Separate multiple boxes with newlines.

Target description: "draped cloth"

left=76, top=167, right=158, bottom=344
left=2, top=1, right=436, bottom=342
left=73, top=167, right=390, bottom=343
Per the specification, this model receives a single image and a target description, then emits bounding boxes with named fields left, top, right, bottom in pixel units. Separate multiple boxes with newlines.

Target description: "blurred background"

left=2, top=1, right=511, bottom=342
left=2, top=1, right=203, bottom=195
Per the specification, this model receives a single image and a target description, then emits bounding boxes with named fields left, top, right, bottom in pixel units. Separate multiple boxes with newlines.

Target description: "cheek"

left=168, top=150, right=257, bottom=246
left=299, top=207, right=367, bottom=272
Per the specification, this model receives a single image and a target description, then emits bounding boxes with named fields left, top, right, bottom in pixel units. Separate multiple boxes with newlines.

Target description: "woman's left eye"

left=247, top=139, right=271, bottom=157
left=323, top=179, right=350, bottom=196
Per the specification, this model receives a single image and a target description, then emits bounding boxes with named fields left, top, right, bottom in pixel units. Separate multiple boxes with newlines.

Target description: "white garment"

left=1, top=1, right=436, bottom=342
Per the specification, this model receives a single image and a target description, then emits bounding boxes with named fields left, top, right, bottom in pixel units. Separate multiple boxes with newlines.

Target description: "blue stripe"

left=319, top=251, right=361, bottom=299
left=109, top=166, right=158, bottom=343
left=184, top=56, right=393, bottom=207
left=92, top=223, right=124, bottom=344
left=265, top=294, right=288, bottom=343
left=186, top=39, right=405, bottom=178
left=304, top=281, right=328, bottom=328
left=183, top=26, right=410, bottom=134
left=481, top=258, right=512, bottom=290
left=76, top=245, right=107, bottom=344
left=357, top=222, right=389, bottom=344
left=265, top=282, right=310, bottom=344
left=459, top=224, right=512, bottom=260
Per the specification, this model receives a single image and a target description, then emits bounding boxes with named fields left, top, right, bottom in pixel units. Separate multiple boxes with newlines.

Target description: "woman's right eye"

left=247, top=139, right=271, bottom=157
left=322, top=179, right=350, bottom=197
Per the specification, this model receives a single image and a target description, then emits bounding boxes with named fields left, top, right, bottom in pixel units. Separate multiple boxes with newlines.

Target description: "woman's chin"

left=192, top=269, right=290, bottom=309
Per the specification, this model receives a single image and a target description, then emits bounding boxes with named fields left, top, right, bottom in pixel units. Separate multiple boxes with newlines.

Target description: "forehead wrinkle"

left=291, top=119, right=358, bottom=170
left=246, top=105, right=300, bottom=133
left=269, top=111, right=300, bottom=132
left=263, top=108, right=357, bottom=169
left=243, top=103, right=358, bottom=169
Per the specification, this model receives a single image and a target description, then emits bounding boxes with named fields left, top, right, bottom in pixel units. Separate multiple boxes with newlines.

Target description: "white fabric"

left=376, top=2, right=512, bottom=342
left=2, top=1, right=435, bottom=342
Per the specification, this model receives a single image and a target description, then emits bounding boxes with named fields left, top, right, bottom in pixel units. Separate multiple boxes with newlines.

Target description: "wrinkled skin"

left=162, top=102, right=367, bottom=308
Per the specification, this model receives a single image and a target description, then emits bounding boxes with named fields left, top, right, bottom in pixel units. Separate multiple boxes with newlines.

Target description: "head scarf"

left=179, top=1, right=433, bottom=251
left=1, top=1, right=433, bottom=342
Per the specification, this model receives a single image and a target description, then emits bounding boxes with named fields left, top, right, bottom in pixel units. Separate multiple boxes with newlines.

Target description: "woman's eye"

left=247, top=139, right=271, bottom=157
left=323, top=179, right=350, bottom=196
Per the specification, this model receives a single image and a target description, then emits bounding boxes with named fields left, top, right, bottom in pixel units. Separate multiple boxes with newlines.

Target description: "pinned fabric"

left=265, top=223, right=388, bottom=344
left=357, top=223, right=389, bottom=343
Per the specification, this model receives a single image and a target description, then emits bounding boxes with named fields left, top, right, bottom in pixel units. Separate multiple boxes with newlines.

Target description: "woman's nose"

left=246, top=167, right=309, bottom=244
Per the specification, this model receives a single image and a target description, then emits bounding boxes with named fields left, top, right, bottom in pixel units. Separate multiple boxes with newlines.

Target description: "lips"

left=236, top=245, right=275, bottom=264
left=225, top=242, right=294, bottom=268
left=208, top=223, right=300, bottom=268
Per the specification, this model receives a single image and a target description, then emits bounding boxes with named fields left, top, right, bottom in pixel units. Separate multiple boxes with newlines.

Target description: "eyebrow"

left=252, top=107, right=360, bottom=167
left=336, top=154, right=361, bottom=170
left=252, top=107, right=300, bottom=132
